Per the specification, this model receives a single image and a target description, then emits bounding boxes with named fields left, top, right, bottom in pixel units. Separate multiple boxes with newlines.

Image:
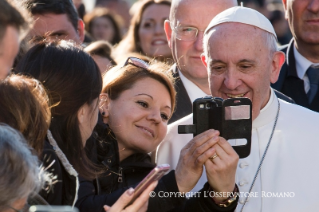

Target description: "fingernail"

left=127, top=188, right=134, bottom=196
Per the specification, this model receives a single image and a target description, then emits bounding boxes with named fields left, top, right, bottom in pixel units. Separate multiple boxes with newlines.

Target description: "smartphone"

left=178, top=96, right=252, bottom=158
left=28, top=205, right=78, bottom=212
left=126, top=164, right=170, bottom=207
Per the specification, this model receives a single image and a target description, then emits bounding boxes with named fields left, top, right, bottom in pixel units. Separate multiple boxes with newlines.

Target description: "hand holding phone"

left=104, top=181, right=158, bottom=212
left=127, top=164, right=170, bottom=206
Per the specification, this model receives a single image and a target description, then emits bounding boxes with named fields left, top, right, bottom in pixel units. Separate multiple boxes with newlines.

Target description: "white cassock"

left=156, top=88, right=319, bottom=212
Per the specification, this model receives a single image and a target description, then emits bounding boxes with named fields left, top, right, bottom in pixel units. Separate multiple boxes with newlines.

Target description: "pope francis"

left=156, top=6, right=319, bottom=212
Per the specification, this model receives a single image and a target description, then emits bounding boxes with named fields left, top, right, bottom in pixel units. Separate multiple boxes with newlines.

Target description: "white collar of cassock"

left=252, top=88, right=278, bottom=129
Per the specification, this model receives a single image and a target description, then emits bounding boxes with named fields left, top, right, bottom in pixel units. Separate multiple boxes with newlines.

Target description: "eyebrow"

left=136, top=93, right=153, bottom=99
left=210, top=59, right=256, bottom=64
left=135, top=93, right=172, bottom=110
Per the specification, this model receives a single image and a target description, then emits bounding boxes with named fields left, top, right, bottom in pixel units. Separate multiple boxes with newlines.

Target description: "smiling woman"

left=114, top=0, right=172, bottom=63
left=76, top=57, right=239, bottom=212
left=99, top=59, right=175, bottom=162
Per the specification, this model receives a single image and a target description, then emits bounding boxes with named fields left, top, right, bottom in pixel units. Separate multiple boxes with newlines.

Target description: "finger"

left=109, top=187, right=135, bottom=211
left=191, top=135, right=220, bottom=159
left=195, top=146, right=217, bottom=165
left=126, top=181, right=158, bottom=212
left=211, top=143, right=228, bottom=162
left=104, top=205, right=110, bottom=212
left=187, top=129, right=220, bottom=154
left=210, top=143, right=238, bottom=167
left=217, top=137, right=238, bottom=156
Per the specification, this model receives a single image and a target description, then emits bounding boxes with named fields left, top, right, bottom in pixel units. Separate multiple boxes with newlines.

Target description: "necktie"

left=307, top=66, right=319, bottom=103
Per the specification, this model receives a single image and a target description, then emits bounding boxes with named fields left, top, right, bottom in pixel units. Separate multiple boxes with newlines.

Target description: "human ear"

left=77, top=104, right=86, bottom=124
left=99, top=93, right=110, bottom=124
left=164, top=20, right=173, bottom=48
left=282, top=0, right=288, bottom=20
left=77, top=19, right=85, bottom=43
left=270, top=51, right=285, bottom=84
left=201, top=53, right=207, bottom=68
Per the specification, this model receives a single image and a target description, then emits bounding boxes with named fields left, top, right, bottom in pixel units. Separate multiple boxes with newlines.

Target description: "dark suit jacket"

left=170, top=64, right=295, bottom=124
left=169, top=64, right=193, bottom=124
left=272, top=39, right=319, bottom=112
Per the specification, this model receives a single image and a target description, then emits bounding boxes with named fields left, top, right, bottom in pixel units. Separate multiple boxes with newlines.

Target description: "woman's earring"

left=101, top=111, right=105, bottom=116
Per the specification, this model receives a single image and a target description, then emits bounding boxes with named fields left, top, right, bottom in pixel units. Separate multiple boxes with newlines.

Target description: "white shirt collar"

left=253, top=88, right=278, bottom=129
left=178, top=69, right=207, bottom=103
left=293, top=45, right=313, bottom=80
left=293, top=45, right=319, bottom=93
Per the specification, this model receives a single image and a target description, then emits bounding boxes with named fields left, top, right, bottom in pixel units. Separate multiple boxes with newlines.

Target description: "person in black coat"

left=76, top=58, right=239, bottom=212
left=271, top=0, right=319, bottom=112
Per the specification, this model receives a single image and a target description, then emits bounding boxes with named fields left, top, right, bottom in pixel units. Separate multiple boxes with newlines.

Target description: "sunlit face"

left=166, top=0, right=236, bottom=84
left=0, top=26, right=19, bottom=80
left=106, top=77, right=172, bottom=154
left=138, top=4, right=171, bottom=58
left=27, top=13, right=83, bottom=44
left=203, top=23, right=282, bottom=120
left=91, top=17, right=115, bottom=43
left=283, top=0, right=319, bottom=45
left=78, top=98, right=99, bottom=145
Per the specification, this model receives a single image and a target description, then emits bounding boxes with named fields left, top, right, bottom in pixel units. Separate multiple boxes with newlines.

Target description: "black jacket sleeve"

left=76, top=176, right=130, bottom=212
left=147, top=170, right=186, bottom=212
left=39, top=148, right=64, bottom=205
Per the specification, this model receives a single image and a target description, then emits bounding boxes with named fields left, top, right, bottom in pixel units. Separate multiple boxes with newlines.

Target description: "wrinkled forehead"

left=170, top=0, right=236, bottom=27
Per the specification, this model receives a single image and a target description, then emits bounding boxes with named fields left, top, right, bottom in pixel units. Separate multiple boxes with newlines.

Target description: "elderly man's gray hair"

left=203, top=28, right=278, bottom=63
left=0, top=124, right=42, bottom=210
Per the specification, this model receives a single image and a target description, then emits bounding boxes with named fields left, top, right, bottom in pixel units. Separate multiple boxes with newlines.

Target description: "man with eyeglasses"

left=22, top=0, right=85, bottom=44
left=163, top=0, right=237, bottom=124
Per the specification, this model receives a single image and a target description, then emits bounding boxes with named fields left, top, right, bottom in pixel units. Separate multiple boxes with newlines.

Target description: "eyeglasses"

left=170, top=21, right=205, bottom=41
left=122, top=57, right=149, bottom=69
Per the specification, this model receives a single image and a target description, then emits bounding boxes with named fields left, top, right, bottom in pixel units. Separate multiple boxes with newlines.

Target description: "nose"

left=147, top=108, right=162, bottom=123
left=223, top=69, right=242, bottom=90
left=194, top=31, right=204, bottom=51
left=308, top=0, right=319, bottom=13
left=154, top=23, right=164, bottom=35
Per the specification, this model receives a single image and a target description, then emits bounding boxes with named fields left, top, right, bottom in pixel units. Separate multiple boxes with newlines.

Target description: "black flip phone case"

left=221, top=98, right=252, bottom=158
left=178, top=97, right=252, bottom=158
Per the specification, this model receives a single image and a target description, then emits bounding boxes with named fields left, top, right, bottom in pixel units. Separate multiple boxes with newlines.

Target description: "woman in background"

left=84, top=7, right=123, bottom=45
left=114, top=0, right=172, bottom=63
left=84, top=40, right=117, bottom=75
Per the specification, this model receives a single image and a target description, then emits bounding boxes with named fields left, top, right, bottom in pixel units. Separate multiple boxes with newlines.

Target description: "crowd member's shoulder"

left=274, top=89, right=295, bottom=104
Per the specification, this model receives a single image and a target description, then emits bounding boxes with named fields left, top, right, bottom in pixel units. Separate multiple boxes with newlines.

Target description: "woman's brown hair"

left=102, top=59, right=176, bottom=116
left=0, top=74, right=51, bottom=156
left=15, top=40, right=102, bottom=179
left=114, top=0, right=171, bottom=61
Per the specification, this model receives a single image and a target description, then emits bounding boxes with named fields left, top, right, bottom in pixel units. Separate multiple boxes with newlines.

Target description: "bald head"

left=169, top=0, right=237, bottom=24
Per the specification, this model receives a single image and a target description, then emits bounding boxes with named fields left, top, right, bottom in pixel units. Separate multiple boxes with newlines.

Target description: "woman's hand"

left=175, top=129, right=220, bottom=193
left=204, top=136, right=239, bottom=202
left=104, top=181, right=158, bottom=212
